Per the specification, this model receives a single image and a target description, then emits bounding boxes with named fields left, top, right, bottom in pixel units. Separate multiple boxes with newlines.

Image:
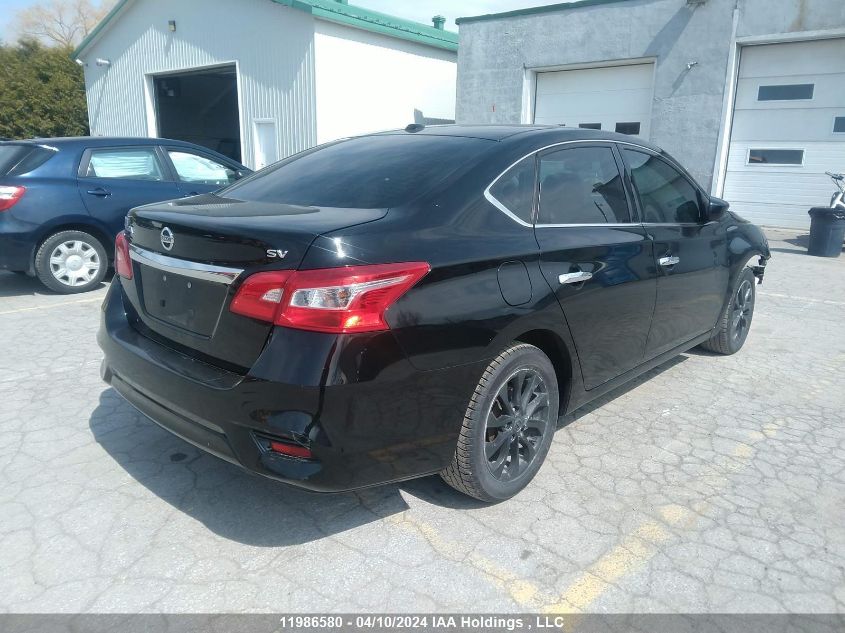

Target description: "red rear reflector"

left=0, top=186, right=25, bottom=211
left=115, top=231, right=133, bottom=279
left=269, top=441, right=313, bottom=459
left=230, top=262, right=430, bottom=334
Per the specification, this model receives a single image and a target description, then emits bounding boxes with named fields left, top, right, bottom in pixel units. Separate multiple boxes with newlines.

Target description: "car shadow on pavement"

left=556, top=355, right=688, bottom=430
left=0, top=270, right=106, bottom=298
left=768, top=232, right=842, bottom=256
left=89, top=389, right=485, bottom=546
left=89, top=356, right=690, bottom=541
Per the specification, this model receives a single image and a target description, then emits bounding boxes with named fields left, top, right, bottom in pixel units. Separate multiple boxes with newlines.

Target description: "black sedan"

left=98, top=125, right=770, bottom=502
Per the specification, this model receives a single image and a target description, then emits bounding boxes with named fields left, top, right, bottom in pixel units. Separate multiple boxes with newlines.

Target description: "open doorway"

left=153, top=65, right=242, bottom=162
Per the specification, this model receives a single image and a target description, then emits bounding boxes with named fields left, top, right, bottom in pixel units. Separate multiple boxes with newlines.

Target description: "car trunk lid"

left=121, top=193, right=386, bottom=370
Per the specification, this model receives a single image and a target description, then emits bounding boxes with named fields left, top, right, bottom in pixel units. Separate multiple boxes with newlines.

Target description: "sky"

left=0, top=0, right=564, bottom=42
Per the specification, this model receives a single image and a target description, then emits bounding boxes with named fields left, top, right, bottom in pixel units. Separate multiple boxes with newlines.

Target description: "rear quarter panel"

left=304, top=197, right=579, bottom=377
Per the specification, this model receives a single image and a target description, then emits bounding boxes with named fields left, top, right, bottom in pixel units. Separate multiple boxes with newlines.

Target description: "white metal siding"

left=313, top=21, right=456, bottom=145
left=533, top=63, right=654, bottom=138
left=722, top=39, right=845, bottom=228
left=80, top=0, right=317, bottom=168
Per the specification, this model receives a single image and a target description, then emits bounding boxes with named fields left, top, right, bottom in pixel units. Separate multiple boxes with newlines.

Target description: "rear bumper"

left=98, top=280, right=483, bottom=492
left=0, top=220, right=36, bottom=271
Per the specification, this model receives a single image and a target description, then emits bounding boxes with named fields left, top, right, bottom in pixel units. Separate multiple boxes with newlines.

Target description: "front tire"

left=700, top=267, right=756, bottom=355
left=441, top=343, right=559, bottom=502
left=34, top=230, right=108, bottom=294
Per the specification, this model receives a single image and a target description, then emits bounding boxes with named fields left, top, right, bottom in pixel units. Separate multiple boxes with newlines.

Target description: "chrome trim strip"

left=484, top=138, right=691, bottom=228
left=537, top=222, right=636, bottom=228
left=129, top=244, right=243, bottom=285
left=641, top=222, right=703, bottom=227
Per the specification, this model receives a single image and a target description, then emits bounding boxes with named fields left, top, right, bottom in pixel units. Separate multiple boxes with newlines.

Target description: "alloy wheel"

left=731, top=279, right=753, bottom=342
left=49, top=240, right=101, bottom=287
left=484, top=368, right=551, bottom=482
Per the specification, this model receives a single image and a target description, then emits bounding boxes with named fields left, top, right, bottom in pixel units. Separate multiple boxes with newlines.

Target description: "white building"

left=456, top=0, right=845, bottom=229
left=73, top=0, right=458, bottom=169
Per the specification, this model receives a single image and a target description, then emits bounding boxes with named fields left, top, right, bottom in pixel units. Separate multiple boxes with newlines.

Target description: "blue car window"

left=168, top=150, right=237, bottom=186
left=86, top=148, right=163, bottom=181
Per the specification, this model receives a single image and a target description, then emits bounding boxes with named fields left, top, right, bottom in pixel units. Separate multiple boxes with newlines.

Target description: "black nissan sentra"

left=98, top=125, right=770, bottom=502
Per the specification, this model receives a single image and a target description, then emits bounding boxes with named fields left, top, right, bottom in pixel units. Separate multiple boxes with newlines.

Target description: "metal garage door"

left=722, top=39, right=845, bottom=229
left=533, top=63, right=654, bottom=138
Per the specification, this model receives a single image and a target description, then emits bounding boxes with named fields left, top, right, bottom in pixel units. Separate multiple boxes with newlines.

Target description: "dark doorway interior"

left=154, top=65, right=241, bottom=162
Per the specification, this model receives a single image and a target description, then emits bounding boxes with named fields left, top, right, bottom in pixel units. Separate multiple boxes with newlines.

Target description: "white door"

left=722, top=39, right=845, bottom=229
left=253, top=120, right=278, bottom=170
left=533, top=63, right=654, bottom=138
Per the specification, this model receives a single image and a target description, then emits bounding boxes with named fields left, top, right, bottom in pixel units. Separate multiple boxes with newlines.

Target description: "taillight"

left=115, top=231, right=133, bottom=279
left=229, top=270, right=292, bottom=322
left=0, top=186, right=25, bottom=211
left=230, top=262, right=430, bottom=334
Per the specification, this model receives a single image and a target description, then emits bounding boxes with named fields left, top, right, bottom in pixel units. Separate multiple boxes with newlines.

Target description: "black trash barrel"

left=807, top=207, right=845, bottom=258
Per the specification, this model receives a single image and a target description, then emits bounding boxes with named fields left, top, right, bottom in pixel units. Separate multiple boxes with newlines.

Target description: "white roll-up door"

left=722, top=39, right=845, bottom=229
left=533, top=63, right=654, bottom=139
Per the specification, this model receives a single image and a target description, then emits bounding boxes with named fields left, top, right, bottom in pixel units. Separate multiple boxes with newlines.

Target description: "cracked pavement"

left=0, top=228, right=843, bottom=614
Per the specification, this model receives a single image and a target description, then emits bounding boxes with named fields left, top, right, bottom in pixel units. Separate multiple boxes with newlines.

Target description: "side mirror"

left=708, top=196, right=730, bottom=220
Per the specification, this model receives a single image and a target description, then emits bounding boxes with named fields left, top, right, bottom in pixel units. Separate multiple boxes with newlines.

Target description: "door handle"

left=86, top=187, right=111, bottom=198
left=559, top=271, right=593, bottom=285
left=658, top=256, right=680, bottom=267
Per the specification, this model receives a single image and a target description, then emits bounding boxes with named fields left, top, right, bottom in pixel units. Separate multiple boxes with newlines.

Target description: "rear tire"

left=34, top=230, right=108, bottom=294
left=699, top=267, right=756, bottom=355
left=441, top=343, right=559, bottom=502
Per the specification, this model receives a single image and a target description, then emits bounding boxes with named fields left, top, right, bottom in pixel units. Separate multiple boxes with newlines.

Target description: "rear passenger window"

left=622, top=149, right=702, bottom=224
left=168, top=150, right=237, bottom=186
left=488, top=156, right=536, bottom=223
left=85, top=148, right=164, bottom=181
left=0, top=145, right=55, bottom=176
left=538, top=146, right=630, bottom=224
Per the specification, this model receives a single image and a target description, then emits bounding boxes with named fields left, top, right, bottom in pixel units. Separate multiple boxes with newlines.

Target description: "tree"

left=13, top=0, right=112, bottom=48
left=0, top=41, right=89, bottom=139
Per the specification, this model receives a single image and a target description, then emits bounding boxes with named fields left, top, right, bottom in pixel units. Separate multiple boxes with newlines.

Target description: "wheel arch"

left=513, top=328, right=574, bottom=414
left=35, top=220, right=115, bottom=262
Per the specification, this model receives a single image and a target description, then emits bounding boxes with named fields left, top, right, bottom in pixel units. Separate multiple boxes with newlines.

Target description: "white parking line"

left=758, top=291, right=845, bottom=307
left=0, top=297, right=102, bottom=316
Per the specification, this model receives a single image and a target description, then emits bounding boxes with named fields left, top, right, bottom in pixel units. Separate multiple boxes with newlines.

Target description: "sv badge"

left=266, top=249, right=289, bottom=259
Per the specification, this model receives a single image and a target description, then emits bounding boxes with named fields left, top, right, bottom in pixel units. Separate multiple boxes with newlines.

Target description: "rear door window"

left=538, top=146, right=630, bottom=224
left=83, top=148, right=165, bottom=181
left=167, top=149, right=239, bottom=186
left=222, top=135, right=493, bottom=208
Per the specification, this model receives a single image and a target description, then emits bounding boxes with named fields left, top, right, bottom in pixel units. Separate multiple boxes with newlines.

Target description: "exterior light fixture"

left=168, top=20, right=176, bottom=32
left=95, top=58, right=111, bottom=66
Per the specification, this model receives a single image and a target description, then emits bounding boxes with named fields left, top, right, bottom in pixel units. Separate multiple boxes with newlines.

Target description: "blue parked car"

left=0, top=137, right=250, bottom=293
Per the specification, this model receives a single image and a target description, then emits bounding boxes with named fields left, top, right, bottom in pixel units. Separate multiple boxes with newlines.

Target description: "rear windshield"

left=0, top=144, right=54, bottom=176
left=222, top=135, right=492, bottom=208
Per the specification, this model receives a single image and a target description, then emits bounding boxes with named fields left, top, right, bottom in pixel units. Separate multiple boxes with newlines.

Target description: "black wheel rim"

left=485, top=368, right=550, bottom=482
left=731, top=279, right=753, bottom=343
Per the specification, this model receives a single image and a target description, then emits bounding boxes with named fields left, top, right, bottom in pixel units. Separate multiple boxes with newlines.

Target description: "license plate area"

left=139, top=266, right=228, bottom=337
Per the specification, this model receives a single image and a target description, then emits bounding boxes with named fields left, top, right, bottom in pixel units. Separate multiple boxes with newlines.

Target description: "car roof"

left=372, top=124, right=664, bottom=152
